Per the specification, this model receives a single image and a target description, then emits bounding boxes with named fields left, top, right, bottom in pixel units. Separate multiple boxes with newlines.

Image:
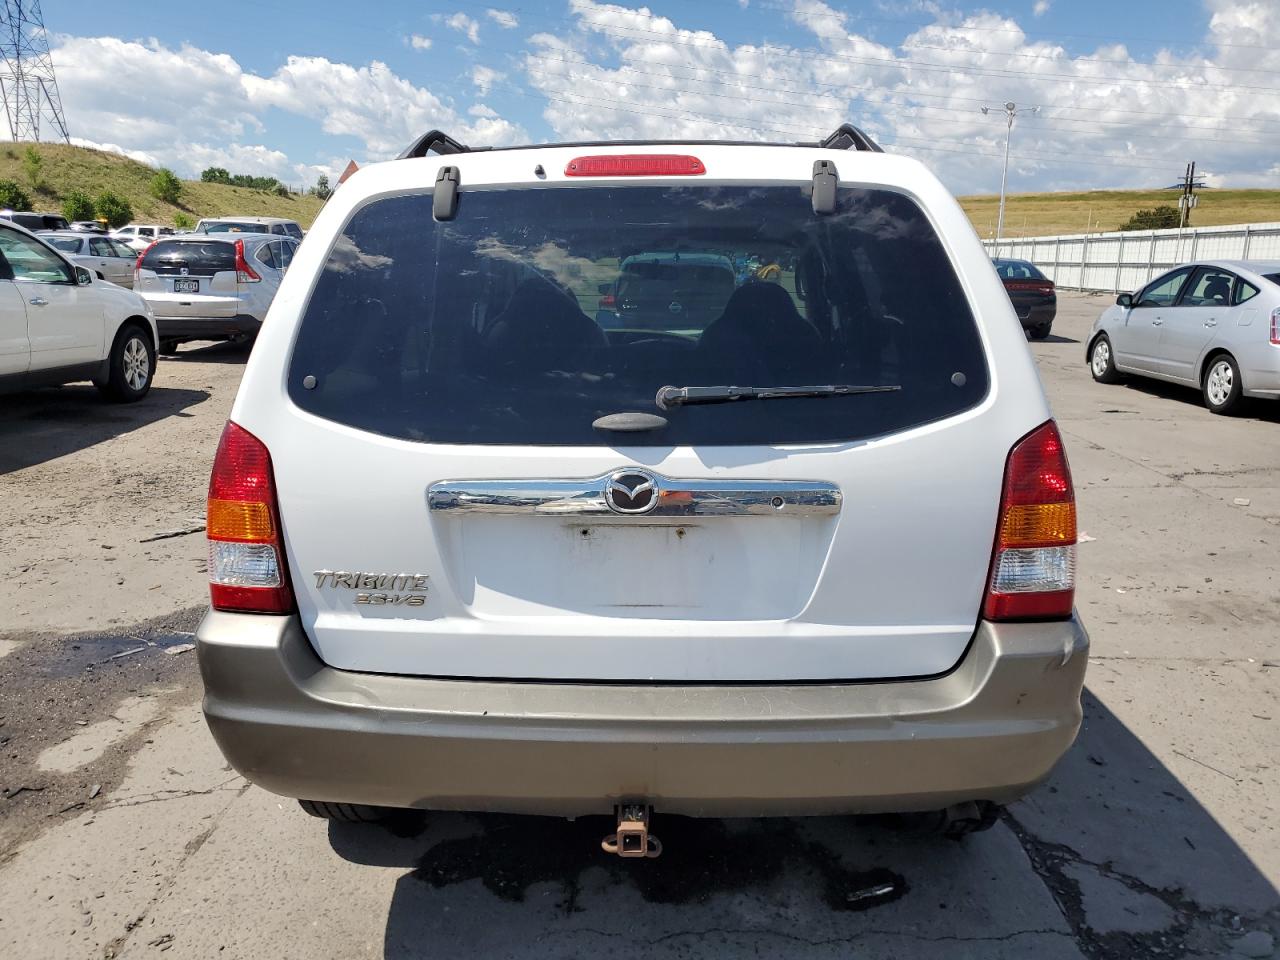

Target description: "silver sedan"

left=1087, top=259, right=1280, bottom=415
left=41, top=231, right=138, bottom=288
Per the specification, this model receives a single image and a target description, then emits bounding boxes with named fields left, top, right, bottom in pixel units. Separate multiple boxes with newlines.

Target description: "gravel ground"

left=0, top=302, right=1277, bottom=960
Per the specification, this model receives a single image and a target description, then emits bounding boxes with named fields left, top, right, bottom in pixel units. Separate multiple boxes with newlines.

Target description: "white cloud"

left=520, top=0, right=1280, bottom=199
left=486, top=8, right=519, bottom=29
left=47, top=35, right=524, bottom=179
left=407, top=34, right=432, bottom=50
left=69, top=137, right=158, bottom=167
left=1033, top=0, right=1050, bottom=15
left=445, top=12, right=481, bottom=44
left=471, top=65, right=504, bottom=96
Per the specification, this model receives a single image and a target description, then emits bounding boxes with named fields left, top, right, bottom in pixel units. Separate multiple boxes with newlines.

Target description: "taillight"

left=565, top=154, right=705, bottom=177
left=598, top=293, right=616, bottom=309
left=1271, top=306, right=1280, bottom=346
left=135, top=240, right=157, bottom=280
left=234, top=239, right=261, bottom=283
left=207, top=421, right=294, bottom=614
left=982, top=421, right=1076, bottom=621
left=1005, top=280, right=1054, bottom=294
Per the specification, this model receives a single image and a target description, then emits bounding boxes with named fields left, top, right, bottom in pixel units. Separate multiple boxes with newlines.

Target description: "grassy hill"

left=959, top=188, right=1280, bottom=239
left=0, top=142, right=325, bottom=228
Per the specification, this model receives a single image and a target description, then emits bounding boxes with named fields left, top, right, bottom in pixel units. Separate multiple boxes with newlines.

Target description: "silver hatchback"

left=134, top=233, right=297, bottom=352
left=1088, top=260, right=1280, bottom=414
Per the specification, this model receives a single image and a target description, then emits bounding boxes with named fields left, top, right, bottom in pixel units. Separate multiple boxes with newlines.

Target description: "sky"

left=24, top=0, right=1280, bottom=199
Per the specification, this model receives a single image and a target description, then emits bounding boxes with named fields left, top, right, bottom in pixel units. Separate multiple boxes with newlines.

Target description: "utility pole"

left=981, top=101, right=1037, bottom=240
left=1178, top=161, right=1202, bottom=228
left=0, top=1, right=69, bottom=143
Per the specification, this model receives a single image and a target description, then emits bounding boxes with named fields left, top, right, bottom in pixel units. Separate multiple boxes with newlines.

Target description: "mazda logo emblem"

left=604, top=469, right=658, bottom=514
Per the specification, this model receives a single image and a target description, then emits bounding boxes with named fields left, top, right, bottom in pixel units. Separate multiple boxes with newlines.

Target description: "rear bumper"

left=1015, top=299, right=1057, bottom=328
left=156, top=314, right=261, bottom=339
left=197, top=611, right=1089, bottom=817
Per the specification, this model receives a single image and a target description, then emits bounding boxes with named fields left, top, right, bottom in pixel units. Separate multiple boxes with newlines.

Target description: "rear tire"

left=1089, top=334, right=1123, bottom=384
left=1202, top=353, right=1244, bottom=415
left=97, top=324, right=155, bottom=403
left=157, top=338, right=179, bottom=356
left=298, top=799, right=394, bottom=822
left=1029, top=322, right=1052, bottom=340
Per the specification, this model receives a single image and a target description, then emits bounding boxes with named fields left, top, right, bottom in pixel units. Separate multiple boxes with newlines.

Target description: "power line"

left=524, top=51, right=1280, bottom=148
left=730, top=0, right=1280, bottom=52
left=557, top=14, right=1280, bottom=95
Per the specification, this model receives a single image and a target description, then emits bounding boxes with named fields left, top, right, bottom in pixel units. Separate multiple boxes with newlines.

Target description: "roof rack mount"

left=398, top=122, right=883, bottom=160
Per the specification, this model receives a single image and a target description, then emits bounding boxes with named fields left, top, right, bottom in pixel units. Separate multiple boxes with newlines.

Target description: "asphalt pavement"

left=0, top=296, right=1277, bottom=959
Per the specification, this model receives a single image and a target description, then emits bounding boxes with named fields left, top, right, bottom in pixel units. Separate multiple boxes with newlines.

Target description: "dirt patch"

left=0, top=607, right=205, bottom=857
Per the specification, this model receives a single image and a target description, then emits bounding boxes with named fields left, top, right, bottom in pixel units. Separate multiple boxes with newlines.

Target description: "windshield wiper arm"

left=655, top=383, right=901, bottom=409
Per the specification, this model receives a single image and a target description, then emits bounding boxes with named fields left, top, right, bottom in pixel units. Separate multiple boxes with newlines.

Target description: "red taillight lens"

left=207, top=421, right=293, bottom=614
left=565, top=154, right=706, bottom=177
left=234, top=239, right=261, bottom=283
left=598, top=293, right=616, bottom=309
left=135, top=240, right=157, bottom=276
left=1005, top=280, right=1054, bottom=294
left=983, top=421, right=1076, bottom=621
left=1270, top=306, right=1280, bottom=346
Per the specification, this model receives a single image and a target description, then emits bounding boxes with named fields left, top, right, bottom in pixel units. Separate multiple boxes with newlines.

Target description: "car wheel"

left=158, top=338, right=179, bottom=355
left=298, top=799, right=395, bottom=822
left=1089, top=334, right=1123, bottom=384
left=1202, top=354, right=1244, bottom=415
left=97, top=325, right=155, bottom=403
left=1029, top=322, right=1052, bottom=340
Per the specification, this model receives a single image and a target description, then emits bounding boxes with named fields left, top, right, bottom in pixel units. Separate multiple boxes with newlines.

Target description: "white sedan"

left=42, top=231, right=138, bottom=288
left=0, top=221, right=158, bottom=401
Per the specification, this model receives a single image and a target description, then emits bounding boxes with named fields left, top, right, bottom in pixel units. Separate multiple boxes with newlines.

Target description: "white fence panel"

left=985, top=221, right=1280, bottom=293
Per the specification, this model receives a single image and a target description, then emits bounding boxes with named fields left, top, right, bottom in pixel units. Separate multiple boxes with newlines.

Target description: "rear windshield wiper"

left=655, top=383, right=901, bottom=409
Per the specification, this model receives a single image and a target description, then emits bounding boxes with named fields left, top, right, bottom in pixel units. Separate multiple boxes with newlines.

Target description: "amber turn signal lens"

left=998, top=502, right=1076, bottom=549
left=207, top=498, right=274, bottom=542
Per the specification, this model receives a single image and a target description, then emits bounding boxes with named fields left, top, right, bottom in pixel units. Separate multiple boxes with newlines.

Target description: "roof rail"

left=398, top=130, right=487, bottom=159
left=815, top=123, right=883, bottom=153
left=397, top=122, right=883, bottom=158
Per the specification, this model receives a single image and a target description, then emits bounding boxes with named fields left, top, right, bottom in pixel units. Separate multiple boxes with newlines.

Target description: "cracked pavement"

left=0, top=298, right=1277, bottom=959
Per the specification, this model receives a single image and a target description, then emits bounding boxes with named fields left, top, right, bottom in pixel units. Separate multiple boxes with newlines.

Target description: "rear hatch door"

left=248, top=148, right=1048, bottom=682
left=137, top=240, right=240, bottom=317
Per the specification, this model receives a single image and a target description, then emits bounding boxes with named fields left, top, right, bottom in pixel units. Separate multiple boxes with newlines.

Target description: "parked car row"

left=0, top=213, right=303, bottom=400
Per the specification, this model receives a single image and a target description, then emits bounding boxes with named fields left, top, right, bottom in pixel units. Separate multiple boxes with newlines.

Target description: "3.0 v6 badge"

left=313, top=570, right=429, bottom=607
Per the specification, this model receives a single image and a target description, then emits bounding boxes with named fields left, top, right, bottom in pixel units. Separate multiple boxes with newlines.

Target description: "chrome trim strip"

left=428, top=472, right=841, bottom=517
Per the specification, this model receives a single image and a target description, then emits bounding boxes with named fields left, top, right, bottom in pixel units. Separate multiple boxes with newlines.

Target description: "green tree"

left=200, top=166, right=231, bottom=184
left=61, top=190, right=96, bottom=222
left=311, top=173, right=331, bottom=200
left=94, top=191, right=133, bottom=228
left=0, top=178, right=31, bottom=211
left=273, top=182, right=290, bottom=197
left=1119, top=206, right=1181, bottom=231
left=172, top=212, right=194, bottom=230
left=150, top=167, right=183, bottom=204
left=21, top=146, right=43, bottom=188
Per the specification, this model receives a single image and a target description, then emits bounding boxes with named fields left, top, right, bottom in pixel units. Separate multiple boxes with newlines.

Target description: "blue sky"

left=37, top=0, right=1280, bottom=200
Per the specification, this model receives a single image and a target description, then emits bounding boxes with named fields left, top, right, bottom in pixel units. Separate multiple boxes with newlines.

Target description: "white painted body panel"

left=231, top=144, right=1054, bottom=682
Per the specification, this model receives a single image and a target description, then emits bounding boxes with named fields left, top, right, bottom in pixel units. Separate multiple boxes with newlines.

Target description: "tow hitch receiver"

left=602, top=803, right=662, bottom=859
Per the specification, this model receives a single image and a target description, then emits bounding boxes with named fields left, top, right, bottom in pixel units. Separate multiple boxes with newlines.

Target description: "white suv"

left=196, top=127, right=1088, bottom=846
left=0, top=220, right=157, bottom=401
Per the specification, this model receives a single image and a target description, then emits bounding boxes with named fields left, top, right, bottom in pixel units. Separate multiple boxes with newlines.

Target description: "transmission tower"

left=0, top=0, right=69, bottom=143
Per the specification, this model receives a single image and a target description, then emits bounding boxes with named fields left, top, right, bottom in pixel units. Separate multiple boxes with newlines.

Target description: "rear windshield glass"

left=46, top=237, right=81, bottom=253
left=993, top=259, right=1046, bottom=281
left=141, top=240, right=235, bottom=275
left=1263, top=273, right=1280, bottom=287
left=288, top=185, right=988, bottom=446
left=201, top=221, right=266, bottom=234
